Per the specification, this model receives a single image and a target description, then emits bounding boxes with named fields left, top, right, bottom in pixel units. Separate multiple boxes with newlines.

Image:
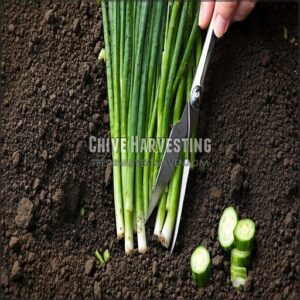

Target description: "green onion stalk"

left=100, top=1, right=202, bottom=253
left=101, top=0, right=124, bottom=240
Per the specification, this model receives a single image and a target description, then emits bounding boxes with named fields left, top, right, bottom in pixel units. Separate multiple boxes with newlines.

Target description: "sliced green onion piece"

left=103, top=249, right=111, bottom=263
left=95, top=250, right=105, bottom=267
left=190, top=246, right=211, bottom=287
left=218, top=206, right=238, bottom=250
left=231, top=248, right=251, bottom=268
left=234, top=218, right=255, bottom=251
left=230, top=265, right=247, bottom=289
left=98, top=48, right=106, bottom=61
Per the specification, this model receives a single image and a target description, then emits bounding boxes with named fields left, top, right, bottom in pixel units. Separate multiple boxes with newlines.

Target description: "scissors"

left=146, top=18, right=217, bottom=253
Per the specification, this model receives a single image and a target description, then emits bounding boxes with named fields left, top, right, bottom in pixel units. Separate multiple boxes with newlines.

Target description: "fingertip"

left=199, top=1, right=215, bottom=29
left=214, top=14, right=229, bottom=38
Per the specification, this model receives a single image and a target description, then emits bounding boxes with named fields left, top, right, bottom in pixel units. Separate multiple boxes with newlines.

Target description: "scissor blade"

left=146, top=104, right=189, bottom=223
left=192, top=18, right=216, bottom=90
left=170, top=159, right=191, bottom=253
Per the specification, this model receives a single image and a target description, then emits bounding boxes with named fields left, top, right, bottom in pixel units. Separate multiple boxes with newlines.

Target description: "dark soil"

left=0, top=1, right=298, bottom=299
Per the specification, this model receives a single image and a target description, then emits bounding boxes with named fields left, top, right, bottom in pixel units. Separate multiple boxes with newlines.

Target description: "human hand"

left=199, top=1, right=256, bottom=38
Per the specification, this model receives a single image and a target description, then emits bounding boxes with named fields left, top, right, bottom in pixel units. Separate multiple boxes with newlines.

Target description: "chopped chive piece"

left=95, top=250, right=105, bottom=267
left=218, top=206, right=238, bottom=251
left=80, top=207, right=85, bottom=216
left=234, top=219, right=256, bottom=251
left=190, top=246, right=211, bottom=287
left=230, top=265, right=247, bottom=289
left=103, top=249, right=111, bottom=263
left=98, top=48, right=106, bottom=61
left=231, top=248, right=251, bottom=268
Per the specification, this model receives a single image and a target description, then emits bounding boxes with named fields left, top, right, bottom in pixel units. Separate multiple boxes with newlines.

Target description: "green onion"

left=231, top=248, right=251, bottom=268
left=95, top=250, right=105, bottom=267
left=100, top=1, right=202, bottom=253
left=98, top=48, right=106, bottom=61
left=80, top=207, right=85, bottom=216
left=234, top=219, right=256, bottom=251
left=230, top=265, right=247, bottom=288
left=101, top=0, right=124, bottom=240
left=190, top=246, right=211, bottom=287
left=218, top=206, right=238, bottom=250
left=103, top=249, right=111, bottom=263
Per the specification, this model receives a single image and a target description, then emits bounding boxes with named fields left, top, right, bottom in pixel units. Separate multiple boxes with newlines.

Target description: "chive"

left=101, top=0, right=124, bottom=240
left=157, top=1, right=180, bottom=138
left=95, top=250, right=105, bottom=267
left=100, top=1, right=203, bottom=254
left=191, top=246, right=211, bottom=287
left=98, top=48, right=105, bottom=61
left=120, top=1, right=133, bottom=206
left=234, top=219, right=256, bottom=251
left=103, top=249, right=111, bottom=263
left=218, top=206, right=239, bottom=251
left=160, top=158, right=184, bottom=248
left=80, top=207, right=85, bottom=217
left=154, top=192, right=167, bottom=237
left=126, top=2, right=150, bottom=212
left=162, top=1, right=190, bottom=138
left=171, top=18, right=200, bottom=101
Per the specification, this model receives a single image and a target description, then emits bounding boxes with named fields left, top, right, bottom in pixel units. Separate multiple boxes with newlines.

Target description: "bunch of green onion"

left=101, top=0, right=202, bottom=254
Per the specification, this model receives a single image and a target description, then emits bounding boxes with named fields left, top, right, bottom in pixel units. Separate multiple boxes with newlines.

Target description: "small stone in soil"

left=88, top=212, right=96, bottom=223
left=85, top=258, right=95, bottom=276
left=44, top=9, right=55, bottom=24
left=158, top=282, right=164, bottom=292
left=105, top=164, right=112, bottom=186
left=284, top=212, right=292, bottom=226
left=0, top=269, right=9, bottom=287
left=93, top=281, right=102, bottom=299
left=11, top=261, right=22, bottom=280
left=212, top=255, right=223, bottom=268
left=69, top=89, right=75, bottom=98
left=52, top=189, right=64, bottom=203
left=79, top=62, right=91, bottom=83
left=94, top=41, right=101, bottom=56
left=12, top=151, right=21, bottom=167
left=15, top=198, right=33, bottom=229
left=33, top=178, right=41, bottom=190
left=9, top=237, right=21, bottom=252
left=8, top=24, right=15, bottom=33
left=42, top=150, right=48, bottom=160
left=225, top=144, right=237, bottom=162
left=152, top=260, right=159, bottom=276
left=72, top=18, right=81, bottom=34
left=230, top=164, right=243, bottom=197
left=92, top=113, right=101, bottom=123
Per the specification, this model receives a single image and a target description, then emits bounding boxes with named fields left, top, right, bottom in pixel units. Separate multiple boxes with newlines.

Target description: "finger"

left=214, top=1, right=239, bottom=37
left=233, top=1, right=256, bottom=22
left=199, top=0, right=215, bottom=29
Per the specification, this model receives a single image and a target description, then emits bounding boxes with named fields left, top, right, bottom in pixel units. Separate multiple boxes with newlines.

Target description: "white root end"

left=116, top=215, right=124, bottom=240
left=125, top=238, right=134, bottom=255
left=117, top=230, right=125, bottom=240
left=160, top=226, right=173, bottom=248
left=154, top=216, right=164, bottom=237
left=137, top=217, right=147, bottom=253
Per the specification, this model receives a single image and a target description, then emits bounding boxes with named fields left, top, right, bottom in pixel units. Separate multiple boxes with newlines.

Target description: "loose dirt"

left=0, top=1, right=298, bottom=299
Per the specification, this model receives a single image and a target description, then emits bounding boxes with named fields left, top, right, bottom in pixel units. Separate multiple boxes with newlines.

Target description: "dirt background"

left=0, top=1, right=298, bottom=299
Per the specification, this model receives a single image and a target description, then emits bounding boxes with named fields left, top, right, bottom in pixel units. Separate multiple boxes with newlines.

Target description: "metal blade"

left=146, top=104, right=189, bottom=222
left=170, top=159, right=191, bottom=253
left=191, top=18, right=216, bottom=91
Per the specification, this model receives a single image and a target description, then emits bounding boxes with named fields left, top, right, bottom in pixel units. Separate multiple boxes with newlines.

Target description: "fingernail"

left=199, top=5, right=206, bottom=28
left=214, top=14, right=229, bottom=38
